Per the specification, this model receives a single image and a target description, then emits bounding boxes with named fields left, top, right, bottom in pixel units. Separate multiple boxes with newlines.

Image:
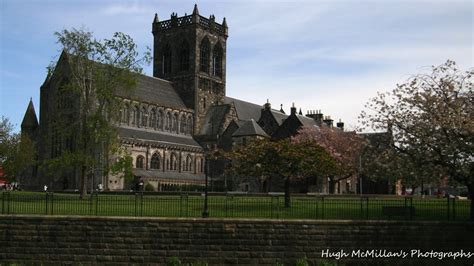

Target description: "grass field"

left=1, top=191, right=470, bottom=221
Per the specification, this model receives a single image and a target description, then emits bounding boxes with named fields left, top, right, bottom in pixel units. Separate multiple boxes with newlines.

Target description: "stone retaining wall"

left=0, top=215, right=473, bottom=265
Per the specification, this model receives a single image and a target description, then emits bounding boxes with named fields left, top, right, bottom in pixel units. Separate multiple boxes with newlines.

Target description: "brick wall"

left=0, top=215, right=473, bottom=265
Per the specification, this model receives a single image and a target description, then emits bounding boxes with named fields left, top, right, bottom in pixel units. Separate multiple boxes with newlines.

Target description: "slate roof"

left=296, top=114, right=318, bottom=127
left=224, top=96, right=287, bottom=123
left=224, top=96, right=265, bottom=121
left=199, top=104, right=231, bottom=136
left=232, top=119, right=269, bottom=137
left=21, top=99, right=39, bottom=129
left=116, top=74, right=187, bottom=109
left=118, top=127, right=202, bottom=148
left=271, top=110, right=288, bottom=126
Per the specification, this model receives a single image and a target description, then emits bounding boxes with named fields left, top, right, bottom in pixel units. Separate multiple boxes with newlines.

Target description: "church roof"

left=232, top=119, right=269, bottom=137
left=224, top=96, right=287, bottom=123
left=21, top=99, right=39, bottom=129
left=199, top=104, right=231, bottom=136
left=118, top=127, right=202, bottom=149
left=117, top=74, right=187, bottom=110
left=224, top=97, right=262, bottom=121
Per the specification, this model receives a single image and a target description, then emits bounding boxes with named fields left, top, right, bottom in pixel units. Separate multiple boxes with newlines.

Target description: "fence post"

left=314, top=196, right=318, bottom=219
left=134, top=193, right=143, bottom=217
left=95, top=192, right=99, bottom=216
left=45, top=192, right=49, bottom=215
left=1, top=192, right=4, bottom=214
left=321, top=196, right=325, bottom=220
left=366, top=197, right=369, bottom=220
left=180, top=193, right=188, bottom=217
left=88, top=193, right=94, bottom=216
left=50, top=193, right=54, bottom=215
left=134, top=193, right=138, bottom=217
left=225, top=193, right=230, bottom=218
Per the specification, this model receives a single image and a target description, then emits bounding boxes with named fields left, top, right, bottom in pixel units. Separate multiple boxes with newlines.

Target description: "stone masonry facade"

left=1, top=215, right=473, bottom=265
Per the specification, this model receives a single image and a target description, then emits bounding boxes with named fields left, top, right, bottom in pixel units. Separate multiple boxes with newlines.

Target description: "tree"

left=43, top=28, right=151, bottom=198
left=0, top=117, right=36, bottom=182
left=359, top=60, right=474, bottom=219
left=225, top=138, right=338, bottom=207
left=293, top=126, right=364, bottom=193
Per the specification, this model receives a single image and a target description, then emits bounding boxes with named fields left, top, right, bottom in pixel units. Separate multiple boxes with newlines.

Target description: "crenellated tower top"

left=152, top=5, right=228, bottom=37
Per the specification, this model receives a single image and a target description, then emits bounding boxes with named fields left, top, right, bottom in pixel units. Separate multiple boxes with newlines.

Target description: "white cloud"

left=103, top=3, right=152, bottom=16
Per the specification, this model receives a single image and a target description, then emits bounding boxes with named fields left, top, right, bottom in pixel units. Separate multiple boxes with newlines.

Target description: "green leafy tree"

left=293, top=126, right=364, bottom=193
left=225, top=138, right=338, bottom=207
left=359, top=60, right=473, bottom=219
left=43, top=28, right=151, bottom=198
left=0, top=116, right=36, bottom=182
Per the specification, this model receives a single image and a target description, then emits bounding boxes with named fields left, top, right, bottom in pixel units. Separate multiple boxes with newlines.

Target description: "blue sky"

left=1, top=0, right=472, bottom=132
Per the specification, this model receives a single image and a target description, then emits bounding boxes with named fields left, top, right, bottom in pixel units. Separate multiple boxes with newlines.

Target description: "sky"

left=0, top=0, right=472, bottom=132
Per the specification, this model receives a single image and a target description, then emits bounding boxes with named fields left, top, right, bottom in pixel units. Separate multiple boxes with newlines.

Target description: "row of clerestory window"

left=120, top=103, right=193, bottom=135
left=161, top=37, right=223, bottom=77
left=135, top=153, right=204, bottom=173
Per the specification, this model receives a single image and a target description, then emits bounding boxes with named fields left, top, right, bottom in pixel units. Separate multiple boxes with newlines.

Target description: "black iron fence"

left=0, top=191, right=470, bottom=221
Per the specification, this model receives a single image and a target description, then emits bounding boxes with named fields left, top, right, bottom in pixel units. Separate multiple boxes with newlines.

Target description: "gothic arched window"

left=157, top=109, right=163, bottom=130
left=213, top=43, right=223, bottom=77
left=199, top=38, right=210, bottom=73
left=178, top=40, right=190, bottom=71
left=187, top=117, right=193, bottom=134
left=150, top=108, right=157, bottom=129
left=186, top=155, right=192, bottom=172
left=165, top=112, right=172, bottom=131
left=180, top=115, right=187, bottom=134
left=121, top=103, right=129, bottom=124
left=132, top=105, right=139, bottom=126
left=150, top=153, right=161, bottom=169
left=170, top=153, right=178, bottom=171
left=136, top=155, right=145, bottom=169
left=163, top=44, right=172, bottom=75
left=141, top=106, right=148, bottom=127
left=172, top=113, right=178, bottom=133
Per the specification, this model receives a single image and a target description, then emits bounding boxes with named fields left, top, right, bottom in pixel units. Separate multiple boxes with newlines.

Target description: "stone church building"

left=21, top=5, right=348, bottom=192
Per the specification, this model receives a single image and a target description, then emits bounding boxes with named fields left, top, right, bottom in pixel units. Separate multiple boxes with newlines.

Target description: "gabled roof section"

left=224, top=96, right=286, bottom=123
left=21, top=99, right=39, bottom=129
left=296, top=114, right=318, bottom=127
left=117, top=74, right=187, bottom=109
left=199, top=104, right=231, bottom=136
left=270, top=110, right=288, bottom=126
left=224, top=97, right=262, bottom=121
left=50, top=51, right=187, bottom=110
left=232, top=119, right=269, bottom=138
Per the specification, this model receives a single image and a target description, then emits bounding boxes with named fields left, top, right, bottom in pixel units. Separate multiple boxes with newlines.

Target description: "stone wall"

left=0, top=215, right=473, bottom=265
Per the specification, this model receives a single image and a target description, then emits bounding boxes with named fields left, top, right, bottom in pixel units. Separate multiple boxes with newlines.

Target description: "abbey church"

left=21, top=5, right=346, bottom=192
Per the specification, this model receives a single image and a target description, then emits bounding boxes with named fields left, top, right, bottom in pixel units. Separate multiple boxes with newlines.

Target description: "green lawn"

left=1, top=191, right=470, bottom=221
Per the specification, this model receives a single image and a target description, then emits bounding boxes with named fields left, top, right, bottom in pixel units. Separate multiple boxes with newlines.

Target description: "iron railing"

left=0, top=191, right=469, bottom=221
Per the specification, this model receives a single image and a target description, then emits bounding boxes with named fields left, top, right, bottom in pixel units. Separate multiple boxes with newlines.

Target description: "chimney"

left=290, top=102, right=297, bottom=115
left=306, top=109, right=324, bottom=126
left=323, top=116, right=334, bottom=127
left=263, top=99, right=271, bottom=110
left=336, top=119, right=344, bottom=131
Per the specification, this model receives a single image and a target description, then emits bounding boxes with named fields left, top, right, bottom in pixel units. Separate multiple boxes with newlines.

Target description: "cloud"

left=103, top=3, right=152, bottom=16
